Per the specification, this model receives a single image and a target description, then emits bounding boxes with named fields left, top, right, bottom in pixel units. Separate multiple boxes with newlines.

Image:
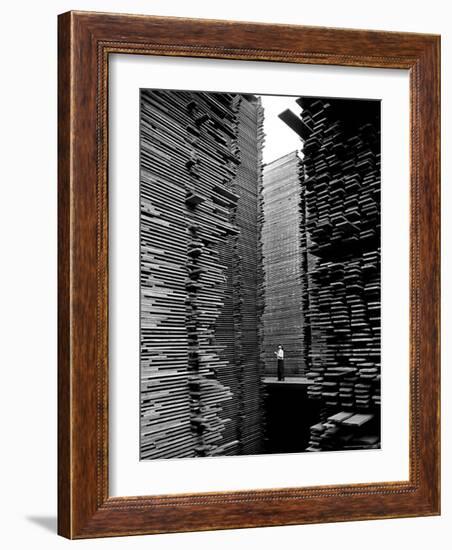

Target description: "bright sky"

left=258, top=94, right=303, bottom=165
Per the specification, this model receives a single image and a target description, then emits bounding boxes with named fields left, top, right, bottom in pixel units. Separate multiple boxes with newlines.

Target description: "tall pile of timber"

left=235, top=95, right=266, bottom=454
left=215, top=94, right=266, bottom=456
left=261, top=151, right=309, bottom=378
left=140, top=90, right=264, bottom=459
left=280, top=97, right=381, bottom=451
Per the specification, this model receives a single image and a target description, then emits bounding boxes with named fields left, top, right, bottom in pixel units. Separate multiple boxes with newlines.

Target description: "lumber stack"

left=214, top=95, right=266, bottom=455
left=261, top=152, right=308, bottom=378
left=140, top=90, right=197, bottom=460
left=280, top=98, right=381, bottom=451
left=140, top=90, right=264, bottom=459
left=234, top=95, right=266, bottom=454
left=306, top=411, right=380, bottom=452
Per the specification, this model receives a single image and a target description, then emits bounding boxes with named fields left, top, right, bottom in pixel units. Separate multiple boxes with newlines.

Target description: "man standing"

left=275, top=345, right=285, bottom=381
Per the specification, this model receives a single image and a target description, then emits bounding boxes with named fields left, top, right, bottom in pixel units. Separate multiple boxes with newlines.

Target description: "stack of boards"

left=280, top=97, right=381, bottom=452
left=234, top=96, right=266, bottom=455
left=140, top=90, right=265, bottom=459
left=261, top=152, right=309, bottom=377
left=307, top=412, right=379, bottom=452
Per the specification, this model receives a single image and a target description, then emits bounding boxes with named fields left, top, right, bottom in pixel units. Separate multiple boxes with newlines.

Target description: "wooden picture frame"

left=58, top=10, right=440, bottom=539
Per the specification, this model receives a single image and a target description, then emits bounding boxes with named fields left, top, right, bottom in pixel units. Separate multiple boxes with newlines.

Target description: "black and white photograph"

left=0, top=0, right=445, bottom=544
left=139, top=89, right=381, bottom=460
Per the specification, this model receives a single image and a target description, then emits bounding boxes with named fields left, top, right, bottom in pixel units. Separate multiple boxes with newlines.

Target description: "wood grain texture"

left=58, top=10, right=440, bottom=539
left=57, top=10, right=72, bottom=539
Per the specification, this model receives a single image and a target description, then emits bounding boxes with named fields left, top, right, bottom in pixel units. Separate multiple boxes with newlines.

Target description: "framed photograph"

left=58, top=11, right=440, bottom=539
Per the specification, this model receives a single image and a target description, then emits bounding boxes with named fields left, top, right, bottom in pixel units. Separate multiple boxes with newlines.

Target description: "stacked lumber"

left=280, top=97, right=381, bottom=451
left=214, top=95, right=266, bottom=455
left=183, top=92, right=244, bottom=457
left=140, top=90, right=264, bottom=459
left=306, top=411, right=380, bottom=452
left=140, top=90, right=197, bottom=459
left=234, top=95, right=266, bottom=454
left=261, top=152, right=308, bottom=378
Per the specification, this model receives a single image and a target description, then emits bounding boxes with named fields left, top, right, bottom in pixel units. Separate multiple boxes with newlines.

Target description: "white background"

left=0, top=0, right=449, bottom=548
left=110, top=56, right=409, bottom=496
